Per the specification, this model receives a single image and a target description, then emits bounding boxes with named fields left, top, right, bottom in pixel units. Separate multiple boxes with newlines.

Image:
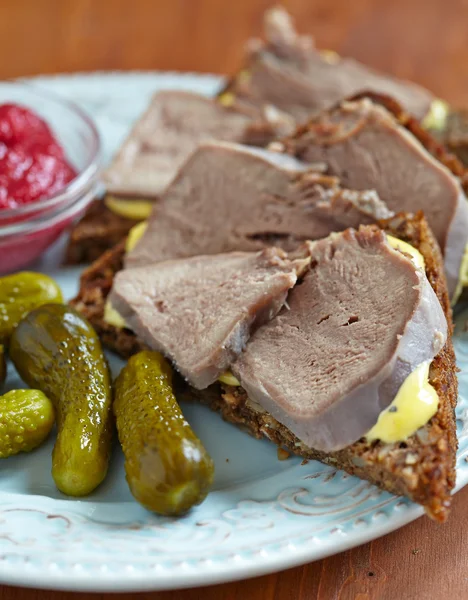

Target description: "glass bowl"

left=0, top=81, right=101, bottom=274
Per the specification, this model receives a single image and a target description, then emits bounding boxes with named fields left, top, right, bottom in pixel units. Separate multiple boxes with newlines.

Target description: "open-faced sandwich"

left=72, top=138, right=459, bottom=522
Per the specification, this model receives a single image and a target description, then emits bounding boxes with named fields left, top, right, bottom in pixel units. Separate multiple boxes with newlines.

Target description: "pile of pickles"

left=0, top=272, right=214, bottom=516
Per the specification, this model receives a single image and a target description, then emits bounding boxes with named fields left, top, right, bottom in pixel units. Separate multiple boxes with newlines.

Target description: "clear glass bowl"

left=0, top=81, right=101, bottom=273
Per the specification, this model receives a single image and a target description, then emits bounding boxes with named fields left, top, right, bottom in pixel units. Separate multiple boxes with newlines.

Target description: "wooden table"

left=1, top=1, right=468, bottom=598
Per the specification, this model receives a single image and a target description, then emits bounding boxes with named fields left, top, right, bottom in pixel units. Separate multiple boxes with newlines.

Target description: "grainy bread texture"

left=65, top=200, right=139, bottom=265
left=71, top=213, right=458, bottom=521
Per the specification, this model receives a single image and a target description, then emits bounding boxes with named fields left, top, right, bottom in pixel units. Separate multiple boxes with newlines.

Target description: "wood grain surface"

left=1, top=1, right=468, bottom=599
left=2, top=0, right=468, bottom=106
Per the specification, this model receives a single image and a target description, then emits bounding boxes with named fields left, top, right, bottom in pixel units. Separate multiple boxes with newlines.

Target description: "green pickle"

left=9, top=304, right=112, bottom=496
left=0, top=389, right=55, bottom=458
left=0, top=272, right=63, bottom=344
left=114, top=351, right=214, bottom=516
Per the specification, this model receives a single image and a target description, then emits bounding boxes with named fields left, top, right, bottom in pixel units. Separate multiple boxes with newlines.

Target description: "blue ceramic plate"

left=1, top=73, right=467, bottom=592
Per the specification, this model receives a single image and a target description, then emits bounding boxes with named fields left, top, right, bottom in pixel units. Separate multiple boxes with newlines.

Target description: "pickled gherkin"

left=0, top=389, right=55, bottom=458
left=9, top=304, right=112, bottom=496
left=114, top=351, right=214, bottom=516
left=0, top=272, right=63, bottom=344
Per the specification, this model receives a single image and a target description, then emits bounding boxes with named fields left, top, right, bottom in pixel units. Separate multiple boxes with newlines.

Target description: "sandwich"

left=72, top=215, right=457, bottom=522
left=71, top=138, right=458, bottom=521
left=66, top=90, right=294, bottom=264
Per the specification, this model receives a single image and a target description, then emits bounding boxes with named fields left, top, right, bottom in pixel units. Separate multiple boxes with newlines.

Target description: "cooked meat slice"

left=110, top=247, right=309, bottom=389
left=103, top=90, right=294, bottom=199
left=224, top=7, right=434, bottom=121
left=281, top=98, right=468, bottom=296
left=232, top=227, right=447, bottom=452
left=126, top=141, right=392, bottom=268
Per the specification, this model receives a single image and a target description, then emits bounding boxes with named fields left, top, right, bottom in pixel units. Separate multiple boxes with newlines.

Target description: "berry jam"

left=0, top=104, right=77, bottom=210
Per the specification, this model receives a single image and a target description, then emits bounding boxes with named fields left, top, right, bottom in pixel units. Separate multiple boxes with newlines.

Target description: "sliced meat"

left=110, top=248, right=309, bottom=389
left=232, top=227, right=448, bottom=452
left=103, top=90, right=294, bottom=199
left=281, top=98, right=468, bottom=296
left=126, top=141, right=392, bottom=268
left=224, top=7, right=434, bottom=121
left=348, top=91, right=468, bottom=183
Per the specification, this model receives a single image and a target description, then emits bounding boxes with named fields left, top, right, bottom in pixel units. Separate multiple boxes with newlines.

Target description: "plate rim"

left=0, top=502, right=424, bottom=592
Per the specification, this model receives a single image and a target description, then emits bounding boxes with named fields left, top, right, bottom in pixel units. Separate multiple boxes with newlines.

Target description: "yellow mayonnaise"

left=218, top=372, right=241, bottom=387
left=103, top=221, right=149, bottom=329
left=421, top=99, right=450, bottom=132
left=218, top=92, right=235, bottom=108
left=238, top=69, right=251, bottom=84
left=125, top=220, right=148, bottom=253
left=103, top=301, right=127, bottom=329
left=366, top=361, right=438, bottom=443
left=386, top=235, right=425, bottom=270
left=105, top=195, right=153, bottom=221
left=452, top=243, right=468, bottom=305
left=320, top=49, right=341, bottom=65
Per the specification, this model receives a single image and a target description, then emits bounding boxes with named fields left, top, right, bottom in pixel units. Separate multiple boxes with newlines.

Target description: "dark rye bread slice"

left=65, top=200, right=139, bottom=265
left=71, top=213, right=457, bottom=521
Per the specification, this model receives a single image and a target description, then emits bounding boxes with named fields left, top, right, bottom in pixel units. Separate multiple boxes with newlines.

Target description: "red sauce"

left=0, top=104, right=77, bottom=210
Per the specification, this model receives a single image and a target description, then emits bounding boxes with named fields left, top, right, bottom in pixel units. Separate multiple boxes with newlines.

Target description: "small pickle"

left=9, top=304, right=112, bottom=496
left=0, top=389, right=55, bottom=458
left=0, top=272, right=63, bottom=344
left=0, top=345, right=6, bottom=384
left=114, top=351, right=214, bottom=516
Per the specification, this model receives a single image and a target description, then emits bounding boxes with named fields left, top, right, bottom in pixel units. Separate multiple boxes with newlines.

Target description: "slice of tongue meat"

left=281, top=98, right=468, bottom=296
left=125, top=141, right=392, bottom=269
left=103, top=90, right=294, bottom=199
left=110, top=247, right=309, bottom=389
left=232, top=227, right=448, bottom=452
left=225, top=7, right=434, bottom=121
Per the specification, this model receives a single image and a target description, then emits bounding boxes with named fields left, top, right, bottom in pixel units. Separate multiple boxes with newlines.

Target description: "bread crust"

left=65, top=200, right=141, bottom=265
left=71, top=213, right=458, bottom=521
